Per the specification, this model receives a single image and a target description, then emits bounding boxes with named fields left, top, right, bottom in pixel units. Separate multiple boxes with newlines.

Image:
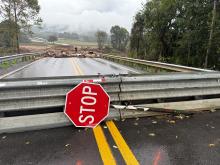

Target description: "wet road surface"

left=1, top=111, right=220, bottom=165
left=115, top=112, right=220, bottom=165
left=75, top=58, right=139, bottom=75
left=4, top=57, right=139, bottom=78
left=1, top=57, right=220, bottom=165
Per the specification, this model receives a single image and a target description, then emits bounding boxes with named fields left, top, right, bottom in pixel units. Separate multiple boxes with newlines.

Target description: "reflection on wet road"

left=4, top=58, right=75, bottom=78
left=76, top=58, right=139, bottom=75
left=5, top=57, right=139, bottom=78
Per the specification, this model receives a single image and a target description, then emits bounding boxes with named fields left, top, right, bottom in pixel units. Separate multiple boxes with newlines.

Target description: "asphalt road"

left=1, top=112, right=220, bottom=165
left=0, top=57, right=220, bottom=165
left=4, top=57, right=139, bottom=78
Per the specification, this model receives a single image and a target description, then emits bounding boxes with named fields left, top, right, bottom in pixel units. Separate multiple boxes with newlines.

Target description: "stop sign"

left=64, top=82, right=110, bottom=128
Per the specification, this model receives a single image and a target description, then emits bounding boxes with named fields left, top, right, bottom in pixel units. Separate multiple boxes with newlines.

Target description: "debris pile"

left=43, top=45, right=101, bottom=58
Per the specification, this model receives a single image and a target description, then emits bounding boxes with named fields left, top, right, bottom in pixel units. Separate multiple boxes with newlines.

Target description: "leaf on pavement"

left=175, top=114, right=185, bottom=120
left=168, top=120, right=176, bottom=124
left=65, top=144, right=71, bottom=147
left=113, top=145, right=118, bottom=149
left=1, top=136, right=7, bottom=139
left=149, top=133, right=156, bottom=137
left=208, top=144, right=215, bottom=147
left=152, top=120, right=157, bottom=124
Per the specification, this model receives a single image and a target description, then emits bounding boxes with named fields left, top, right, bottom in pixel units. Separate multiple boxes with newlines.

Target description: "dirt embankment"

left=20, top=44, right=52, bottom=53
left=20, top=44, right=105, bottom=58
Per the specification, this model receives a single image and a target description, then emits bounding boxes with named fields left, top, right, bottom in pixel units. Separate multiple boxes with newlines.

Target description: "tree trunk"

left=13, top=0, right=20, bottom=54
left=205, top=0, right=217, bottom=68
left=8, top=0, right=13, bottom=49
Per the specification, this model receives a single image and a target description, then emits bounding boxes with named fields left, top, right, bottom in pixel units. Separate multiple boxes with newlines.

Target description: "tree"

left=19, top=32, right=31, bottom=43
left=0, top=0, right=42, bottom=53
left=0, top=20, right=15, bottom=48
left=130, top=0, right=220, bottom=69
left=96, top=30, right=107, bottom=50
left=58, top=32, right=79, bottom=40
left=205, top=0, right=217, bottom=68
left=48, top=35, right=58, bottom=43
left=110, top=25, right=129, bottom=51
left=130, top=12, right=145, bottom=58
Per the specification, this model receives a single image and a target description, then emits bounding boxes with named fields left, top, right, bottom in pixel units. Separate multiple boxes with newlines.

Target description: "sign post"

left=64, top=82, right=110, bottom=128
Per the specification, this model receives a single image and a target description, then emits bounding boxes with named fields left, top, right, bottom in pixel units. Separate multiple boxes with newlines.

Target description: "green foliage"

left=0, top=0, right=41, bottom=53
left=110, top=25, right=129, bottom=51
left=0, top=20, right=17, bottom=54
left=47, top=35, right=58, bottom=43
left=19, top=32, right=31, bottom=43
left=0, top=20, right=16, bottom=47
left=130, top=0, right=220, bottom=69
left=96, top=30, right=108, bottom=50
left=58, top=32, right=79, bottom=40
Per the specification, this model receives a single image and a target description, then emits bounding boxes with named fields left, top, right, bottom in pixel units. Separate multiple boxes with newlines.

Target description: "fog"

left=38, top=0, right=144, bottom=33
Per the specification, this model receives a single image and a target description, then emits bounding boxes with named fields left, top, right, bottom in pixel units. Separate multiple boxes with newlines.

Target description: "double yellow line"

left=70, top=58, right=139, bottom=165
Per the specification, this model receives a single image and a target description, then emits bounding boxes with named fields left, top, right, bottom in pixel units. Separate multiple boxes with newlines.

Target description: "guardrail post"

left=0, top=112, right=4, bottom=117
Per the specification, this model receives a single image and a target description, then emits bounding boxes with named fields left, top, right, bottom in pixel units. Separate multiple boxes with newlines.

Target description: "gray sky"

left=38, top=0, right=144, bottom=33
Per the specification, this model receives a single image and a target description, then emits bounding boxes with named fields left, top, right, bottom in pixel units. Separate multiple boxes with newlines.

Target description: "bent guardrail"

left=102, top=54, right=213, bottom=72
left=1, top=72, right=220, bottom=112
left=1, top=71, right=220, bottom=133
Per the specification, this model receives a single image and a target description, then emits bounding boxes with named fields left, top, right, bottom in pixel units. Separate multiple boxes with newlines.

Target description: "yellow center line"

left=70, top=58, right=139, bottom=164
left=0, top=58, right=43, bottom=79
left=69, top=57, right=116, bottom=165
left=70, top=58, right=84, bottom=75
left=93, top=125, right=117, bottom=165
left=106, top=121, right=139, bottom=165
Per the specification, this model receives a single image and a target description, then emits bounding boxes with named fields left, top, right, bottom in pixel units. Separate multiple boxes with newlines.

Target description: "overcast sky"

left=38, top=0, right=144, bottom=33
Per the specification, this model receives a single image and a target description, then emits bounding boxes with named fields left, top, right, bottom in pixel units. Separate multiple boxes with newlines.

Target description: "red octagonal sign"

left=64, top=82, right=110, bottom=128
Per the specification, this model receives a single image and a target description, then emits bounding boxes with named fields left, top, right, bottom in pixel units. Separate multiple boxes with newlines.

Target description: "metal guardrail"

left=0, top=52, right=219, bottom=133
left=1, top=72, right=220, bottom=133
left=102, top=54, right=213, bottom=72
left=1, top=72, right=220, bottom=112
left=0, top=52, right=43, bottom=63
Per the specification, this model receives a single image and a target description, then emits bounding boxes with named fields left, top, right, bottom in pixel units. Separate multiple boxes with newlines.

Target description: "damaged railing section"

left=1, top=72, right=220, bottom=133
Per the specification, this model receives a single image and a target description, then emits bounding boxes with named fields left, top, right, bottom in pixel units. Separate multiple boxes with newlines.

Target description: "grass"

left=56, top=38, right=98, bottom=48
left=0, top=60, right=15, bottom=69
left=0, top=57, right=33, bottom=69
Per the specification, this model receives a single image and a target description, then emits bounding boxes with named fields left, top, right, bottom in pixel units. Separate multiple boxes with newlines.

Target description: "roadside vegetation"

left=0, top=60, right=16, bottom=69
left=96, top=31, right=108, bottom=50
left=0, top=0, right=41, bottom=54
left=56, top=38, right=98, bottom=48
left=130, top=0, right=220, bottom=69
left=47, top=35, right=58, bottom=43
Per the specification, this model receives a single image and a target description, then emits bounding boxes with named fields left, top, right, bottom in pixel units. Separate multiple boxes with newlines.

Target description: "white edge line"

left=96, top=58, right=140, bottom=74
left=0, top=58, right=45, bottom=79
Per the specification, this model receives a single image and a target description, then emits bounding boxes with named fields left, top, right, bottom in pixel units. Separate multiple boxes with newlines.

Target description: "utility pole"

left=205, top=0, right=217, bottom=68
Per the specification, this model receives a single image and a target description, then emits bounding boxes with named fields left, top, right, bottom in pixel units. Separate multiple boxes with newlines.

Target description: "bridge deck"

left=0, top=57, right=219, bottom=165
